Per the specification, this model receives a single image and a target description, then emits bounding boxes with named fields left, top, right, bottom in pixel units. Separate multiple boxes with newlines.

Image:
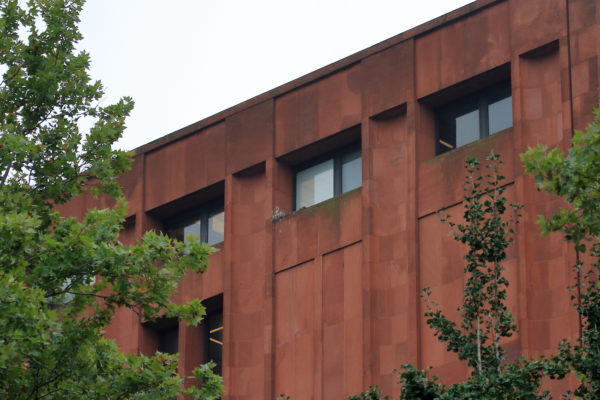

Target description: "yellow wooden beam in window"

left=439, top=139, right=454, bottom=149
left=210, top=326, right=223, bottom=334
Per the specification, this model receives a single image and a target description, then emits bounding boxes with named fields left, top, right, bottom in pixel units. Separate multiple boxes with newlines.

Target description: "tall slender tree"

left=398, top=153, right=557, bottom=400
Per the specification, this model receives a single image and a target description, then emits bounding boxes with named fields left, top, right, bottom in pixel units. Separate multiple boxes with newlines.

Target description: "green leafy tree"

left=0, top=0, right=222, bottom=398
left=397, top=153, right=558, bottom=400
left=349, top=109, right=600, bottom=400
left=521, top=108, right=600, bottom=399
left=348, top=387, right=390, bottom=400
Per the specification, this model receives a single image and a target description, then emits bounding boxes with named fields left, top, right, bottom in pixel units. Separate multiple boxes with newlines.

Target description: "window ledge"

left=209, top=241, right=224, bottom=252
left=272, top=187, right=362, bottom=223
left=427, top=126, right=513, bottom=163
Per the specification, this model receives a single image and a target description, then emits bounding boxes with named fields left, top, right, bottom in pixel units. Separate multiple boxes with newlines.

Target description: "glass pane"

left=488, top=96, right=512, bottom=134
left=295, top=159, right=334, bottom=209
left=341, top=149, right=362, bottom=193
left=159, top=327, right=179, bottom=354
left=207, top=209, right=225, bottom=245
left=183, top=220, right=201, bottom=244
left=168, top=226, right=184, bottom=242
left=455, top=109, right=480, bottom=147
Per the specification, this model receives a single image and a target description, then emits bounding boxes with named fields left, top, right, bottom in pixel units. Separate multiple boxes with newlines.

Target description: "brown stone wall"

left=58, top=0, right=599, bottom=398
left=274, top=66, right=362, bottom=157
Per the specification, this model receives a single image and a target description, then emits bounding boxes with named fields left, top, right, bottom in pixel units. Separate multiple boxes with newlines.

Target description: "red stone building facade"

left=61, top=0, right=600, bottom=398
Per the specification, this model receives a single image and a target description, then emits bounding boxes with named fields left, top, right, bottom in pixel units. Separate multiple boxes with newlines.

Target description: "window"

left=166, top=200, right=224, bottom=246
left=203, top=296, right=223, bottom=375
left=294, top=144, right=361, bottom=210
left=144, top=317, right=179, bottom=355
left=158, top=325, right=179, bottom=355
left=436, top=80, right=512, bottom=155
left=204, top=309, right=223, bottom=375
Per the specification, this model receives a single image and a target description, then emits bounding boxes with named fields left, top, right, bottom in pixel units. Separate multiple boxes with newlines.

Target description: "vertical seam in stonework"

left=566, top=0, right=575, bottom=139
left=565, top=0, right=583, bottom=342
left=411, top=35, right=424, bottom=371
left=270, top=98, right=278, bottom=399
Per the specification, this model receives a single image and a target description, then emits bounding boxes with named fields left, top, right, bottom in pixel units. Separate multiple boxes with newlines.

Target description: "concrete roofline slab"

left=133, top=0, right=502, bottom=156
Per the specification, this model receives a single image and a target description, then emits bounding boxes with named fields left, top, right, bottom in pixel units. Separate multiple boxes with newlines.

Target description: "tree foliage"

left=345, top=154, right=556, bottom=400
left=521, top=107, right=600, bottom=399
left=347, top=107, right=600, bottom=399
left=425, top=154, right=520, bottom=376
left=348, top=386, right=390, bottom=400
left=0, top=0, right=222, bottom=398
left=396, top=153, right=557, bottom=400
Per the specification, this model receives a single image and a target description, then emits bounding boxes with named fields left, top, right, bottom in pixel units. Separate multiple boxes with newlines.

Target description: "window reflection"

left=296, top=159, right=334, bottom=209
left=341, top=148, right=362, bottom=193
left=166, top=201, right=224, bottom=246
left=455, top=109, right=480, bottom=148
left=488, top=96, right=512, bottom=134
left=435, top=80, right=512, bottom=155
left=208, top=210, right=224, bottom=246
left=294, top=145, right=361, bottom=210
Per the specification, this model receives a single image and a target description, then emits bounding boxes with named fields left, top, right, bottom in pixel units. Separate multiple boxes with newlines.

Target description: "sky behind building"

left=79, top=0, right=473, bottom=151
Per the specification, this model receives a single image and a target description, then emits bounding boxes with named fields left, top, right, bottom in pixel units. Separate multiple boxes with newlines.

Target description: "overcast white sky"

left=79, top=0, right=473, bottom=151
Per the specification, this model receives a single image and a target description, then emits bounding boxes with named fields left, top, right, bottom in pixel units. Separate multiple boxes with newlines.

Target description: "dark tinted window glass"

left=205, top=308, right=223, bottom=375
left=183, top=219, right=201, bottom=243
left=208, top=208, right=224, bottom=245
left=294, top=145, right=361, bottom=210
left=341, top=148, right=362, bottom=193
left=488, top=95, right=512, bottom=134
left=295, top=159, right=334, bottom=209
left=455, top=109, right=480, bottom=148
left=435, top=81, right=512, bottom=155
left=166, top=200, right=224, bottom=245
left=158, top=326, right=179, bottom=355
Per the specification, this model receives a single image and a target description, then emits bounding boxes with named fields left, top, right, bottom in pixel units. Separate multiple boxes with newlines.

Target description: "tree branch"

left=0, top=158, right=13, bottom=187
